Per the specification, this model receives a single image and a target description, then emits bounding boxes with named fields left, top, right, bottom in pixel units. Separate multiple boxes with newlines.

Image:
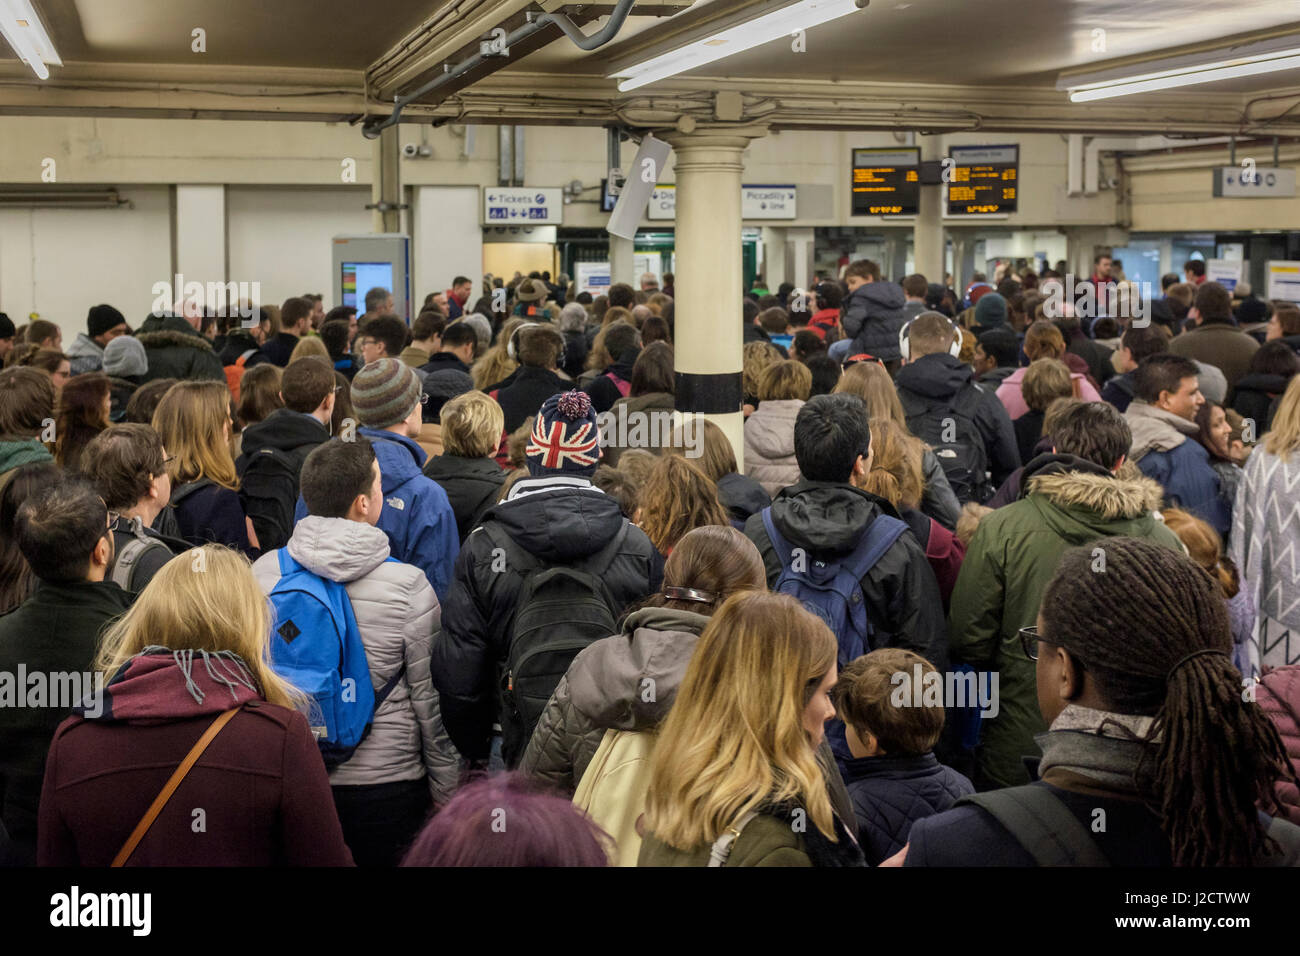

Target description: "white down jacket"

left=253, top=514, right=461, bottom=803
left=744, top=398, right=804, bottom=498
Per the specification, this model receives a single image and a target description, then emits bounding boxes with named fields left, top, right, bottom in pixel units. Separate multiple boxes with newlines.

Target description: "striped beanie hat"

left=351, top=358, right=423, bottom=429
left=526, top=390, right=600, bottom=477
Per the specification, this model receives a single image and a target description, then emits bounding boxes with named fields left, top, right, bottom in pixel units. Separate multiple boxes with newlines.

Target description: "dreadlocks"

left=1040, top=537, right=1295, bottom=867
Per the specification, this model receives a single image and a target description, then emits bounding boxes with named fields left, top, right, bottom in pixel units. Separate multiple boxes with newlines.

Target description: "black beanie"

left=0, top=312, right=14, bottom=339
left=88, top=304, right=127, bottom=338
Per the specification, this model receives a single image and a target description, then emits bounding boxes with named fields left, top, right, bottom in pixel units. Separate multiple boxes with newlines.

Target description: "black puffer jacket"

left=519, top=605, right=709, bottom=794
left=422, top=453, right=506, bottom=543
left=840, top=752, right=974, bottom=865
left=137, top=330, right=225, bottom=383
left=742, top=481, right=948, bottom=669
left=429, top=475, right=664, bottom=764
left=842, top=281, right=906, bottom=361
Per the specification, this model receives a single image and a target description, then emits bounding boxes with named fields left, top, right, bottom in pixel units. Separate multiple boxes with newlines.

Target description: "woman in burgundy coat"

left=38, top=545, right=353, bottom=867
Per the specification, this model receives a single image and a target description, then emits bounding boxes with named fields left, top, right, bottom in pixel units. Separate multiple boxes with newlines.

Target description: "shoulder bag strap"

left=707, top=810, right=760, bottom=867
left=956, top=786, right=1111, bottom=867
left=111, top=706, right=241, bottom=867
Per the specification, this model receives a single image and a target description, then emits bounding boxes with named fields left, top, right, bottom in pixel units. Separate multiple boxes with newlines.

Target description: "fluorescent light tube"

left=0, top=0, right=61, bottom=80
left=1065, top=45, right=1300, bottom=102
left=611, top=0, right=862, bottom=92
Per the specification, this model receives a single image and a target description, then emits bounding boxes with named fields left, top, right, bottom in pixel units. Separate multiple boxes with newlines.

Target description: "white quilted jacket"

left=253, top=515, right=461, bottom=803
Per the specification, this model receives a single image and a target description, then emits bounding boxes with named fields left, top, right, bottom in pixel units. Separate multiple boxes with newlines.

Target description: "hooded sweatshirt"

left=1125, top=400, right=1229, bottom=535
left=520, top=605, right=710, bottom=793
left=37, top=649, right=353, bottom=866
left=65, top=332, right=105, bottom=375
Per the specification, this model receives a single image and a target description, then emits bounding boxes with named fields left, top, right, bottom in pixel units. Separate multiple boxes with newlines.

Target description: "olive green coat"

left=948, top=466, right=1184, bottom=790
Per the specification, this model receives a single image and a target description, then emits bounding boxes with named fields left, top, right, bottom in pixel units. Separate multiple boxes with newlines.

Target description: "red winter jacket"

left=37, top=650, right=353, bottom=867
left=1256, top=665, right=1300, bottom=827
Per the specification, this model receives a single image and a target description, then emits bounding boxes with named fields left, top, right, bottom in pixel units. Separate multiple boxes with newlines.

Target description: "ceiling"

left=1, top=0, right=1299, bottom=132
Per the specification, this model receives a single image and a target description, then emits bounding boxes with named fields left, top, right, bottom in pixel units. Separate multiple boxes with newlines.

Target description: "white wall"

left=0, top=186, right=171, bottom=329
left=226, top=186, right=373, bottom=307
left=411, top=185, right=483, bottom=301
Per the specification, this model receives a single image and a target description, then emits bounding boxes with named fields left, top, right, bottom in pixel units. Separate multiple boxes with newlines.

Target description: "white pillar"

left=664, top=124, right=767, bottom=470
left=371, top=125, right=401, bottom=234
left=783, top=226, right=814, bottom=288
left=175, top=184, right=226, bottom=307
left=914, top=134, right=945, bottom=285
left=761, top=226, right=787, bottom=290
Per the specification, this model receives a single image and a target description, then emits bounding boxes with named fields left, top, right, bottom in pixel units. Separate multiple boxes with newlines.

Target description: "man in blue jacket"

left=1124, top=353, right=1229, bottom=535
left=828, top=259, right=906, bottom=372
left=297, top=358, right=459, bottom=600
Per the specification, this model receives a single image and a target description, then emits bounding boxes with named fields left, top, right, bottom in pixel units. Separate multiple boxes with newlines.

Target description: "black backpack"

left=484, top=522, right=631, bottom=765
left=899, top=383, right=992, bottom=504
left=238, top=446, right=302, bottom=552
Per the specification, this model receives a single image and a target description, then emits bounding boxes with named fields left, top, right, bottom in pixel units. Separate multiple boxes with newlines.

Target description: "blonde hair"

left=643, top=591, right=839, bottom=848
left=288, top=336, right=330, bottom=364
left=743, top=341, right=783, bottom=400
left=862, top=418, right=924, bottom=510
left=95, top=545, right=305, bottom=711
left=1264, top=375, right=1300, bottom=459
left=955, top=502, right=993, bottom=547
left=1161, top=507, right=1239, bottom=599
left=1022, top=358, right=1074, bottom=412
left=152, top=380, right=239, bottom=490
left=835, top=361, right=907, bottom=429
left=757, top=360, right=812, bottom=402
left=636, top=455, right=729, bottom=554
left=471, top=317, right=526, bottom=390
left=441, top=390, right=504, bottom=458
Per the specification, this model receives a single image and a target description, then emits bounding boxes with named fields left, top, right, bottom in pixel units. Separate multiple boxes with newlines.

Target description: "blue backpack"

left=760, top=507, right=907, bottom=667
left=267, top=549, right=402, bottom=769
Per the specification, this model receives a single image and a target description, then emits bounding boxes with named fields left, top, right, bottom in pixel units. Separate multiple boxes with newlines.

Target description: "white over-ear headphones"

left=507, top=322, right=541, bottom=360
left=898, top=311, right=962, bottom=362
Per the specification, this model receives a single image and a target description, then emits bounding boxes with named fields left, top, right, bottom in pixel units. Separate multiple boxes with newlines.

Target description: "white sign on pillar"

left=483, top=187, right=563, bottom=225
left=742, top=185, right=797, bottom=219
left=1205, top=259, right=1242, bottom=292
left=647, top=185, right=676, bottom=220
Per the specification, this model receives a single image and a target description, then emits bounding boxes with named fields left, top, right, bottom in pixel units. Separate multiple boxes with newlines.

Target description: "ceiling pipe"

left=362, top=0, right=638, bottom=139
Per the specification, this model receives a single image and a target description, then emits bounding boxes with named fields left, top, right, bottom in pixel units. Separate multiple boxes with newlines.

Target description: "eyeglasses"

left=106, top=511, right=120, bottom=528
left=162, top=454, right=176, bottom=466
left=1018, top=625, right=1083, bottom=669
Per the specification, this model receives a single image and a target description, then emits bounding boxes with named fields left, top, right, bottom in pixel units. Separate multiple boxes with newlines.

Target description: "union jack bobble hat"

left=526, top=390, right=600, bottom=477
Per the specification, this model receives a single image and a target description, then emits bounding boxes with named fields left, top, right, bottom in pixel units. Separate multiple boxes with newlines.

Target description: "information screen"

left=946, top=144, right=1019, bottom=215
left=851, top=147, right=920, bottom=216
left=341, top=262, right=395, bottom=310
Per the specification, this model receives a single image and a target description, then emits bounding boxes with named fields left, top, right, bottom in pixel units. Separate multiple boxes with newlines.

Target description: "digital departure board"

left=946, top=145, right=1019, bottom=215
left=851, top=147, right=920, bottom=216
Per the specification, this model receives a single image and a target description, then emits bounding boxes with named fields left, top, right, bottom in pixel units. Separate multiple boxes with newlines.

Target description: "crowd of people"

left=1, top=255, right=1300, bottom=868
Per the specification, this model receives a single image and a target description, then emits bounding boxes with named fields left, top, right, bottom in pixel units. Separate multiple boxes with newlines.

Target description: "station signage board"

left=851, top=147, right=920, bottom=216
left=946, top=144, right=1019, bottom=215
left=483, top=187, right=563, bottom=225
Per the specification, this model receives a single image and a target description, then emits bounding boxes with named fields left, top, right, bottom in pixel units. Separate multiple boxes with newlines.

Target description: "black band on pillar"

left=675, top=371, right=743, bottom=415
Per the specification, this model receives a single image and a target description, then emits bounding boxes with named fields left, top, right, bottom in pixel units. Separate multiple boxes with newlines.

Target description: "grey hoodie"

left=1125, top=400, right=1197, bottom=461
left=66, top=332, right=104, bottom=375
left=252, top=514, right=461, bottom=802
left=519, top=605, right=710, bottom=794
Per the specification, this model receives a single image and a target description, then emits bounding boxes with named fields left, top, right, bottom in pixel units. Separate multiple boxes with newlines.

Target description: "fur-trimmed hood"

left=1026, top=467, right=1165, bottom=521
left=136, top=329, right=217, bottom=353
